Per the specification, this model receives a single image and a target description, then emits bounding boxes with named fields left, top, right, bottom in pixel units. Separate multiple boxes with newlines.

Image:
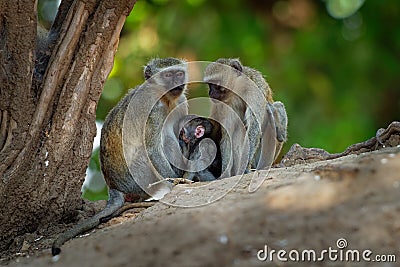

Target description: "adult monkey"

left=52, top=58, right=188, bottom=255
left=204, top=58, right=287, bottom=179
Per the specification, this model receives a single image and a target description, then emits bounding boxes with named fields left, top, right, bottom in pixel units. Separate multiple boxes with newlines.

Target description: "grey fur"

left=52, top=58, right=188, bottom=255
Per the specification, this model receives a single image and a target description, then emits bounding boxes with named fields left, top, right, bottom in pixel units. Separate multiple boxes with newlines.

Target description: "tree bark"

left=0, top=0, right=136, bottom=252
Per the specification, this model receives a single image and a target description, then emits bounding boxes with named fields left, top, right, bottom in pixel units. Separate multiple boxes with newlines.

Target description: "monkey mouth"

left=208, top=85, right=227, bottom=101
left=209, top=91, right=224, bottom=101
left=169, top=85, right=185, bottom=96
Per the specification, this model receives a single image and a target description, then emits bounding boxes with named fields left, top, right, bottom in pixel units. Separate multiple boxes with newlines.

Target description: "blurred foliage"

left=325, top=0, right=366, bottom=18
left=100, top=0, right=399, bottom=153
left=39, top=0, right=400, bottom=200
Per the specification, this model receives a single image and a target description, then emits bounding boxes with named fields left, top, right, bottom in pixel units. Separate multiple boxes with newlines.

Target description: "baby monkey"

left=178, top=116, right=222, bottom=182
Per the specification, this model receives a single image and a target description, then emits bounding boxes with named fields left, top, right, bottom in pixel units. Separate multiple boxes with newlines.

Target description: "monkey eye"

left=195, top=125, right=205, bottom=139
left=163, top=72, right=173, bottom=78
left=176, top=71, right=184, bottom=77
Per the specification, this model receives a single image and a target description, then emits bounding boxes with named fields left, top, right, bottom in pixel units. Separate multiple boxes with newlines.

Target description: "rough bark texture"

left=0, top=0, right=136, bottom=252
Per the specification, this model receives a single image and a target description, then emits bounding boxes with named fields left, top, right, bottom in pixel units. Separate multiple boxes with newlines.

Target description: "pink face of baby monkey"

left=180, top=124, right=206, bottom=144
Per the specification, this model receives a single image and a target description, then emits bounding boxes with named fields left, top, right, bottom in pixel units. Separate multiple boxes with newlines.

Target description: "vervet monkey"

left=178, top=115, right=221, bottom=182
left=204, top=58, right=287, bottom=177
left=52, top=58, right=188, bottom=255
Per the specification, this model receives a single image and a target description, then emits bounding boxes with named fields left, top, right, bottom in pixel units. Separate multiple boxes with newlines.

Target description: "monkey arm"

left=160, top=135, right=188, bottom=178
left=258, top=102, right=290, bottom=169
left=153, top=146, right=181, bottom=178
left=218, top=129, right=232, bottom=178
left=184, top=144, right=217, bottom=181
left=244, top=109, right=262, bottom=171
left=271, top=101, right=288, bottom=160
left=272, top=101, right=288, bottom=143
left=183, top=144, right=218, bottom=182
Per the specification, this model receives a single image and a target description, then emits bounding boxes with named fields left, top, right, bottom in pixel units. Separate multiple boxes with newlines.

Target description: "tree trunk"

left=0, top=0, right=136, bottom=251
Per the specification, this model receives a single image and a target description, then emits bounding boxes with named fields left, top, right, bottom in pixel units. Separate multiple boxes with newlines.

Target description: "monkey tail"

left=51, top=189, right=124, bottom=256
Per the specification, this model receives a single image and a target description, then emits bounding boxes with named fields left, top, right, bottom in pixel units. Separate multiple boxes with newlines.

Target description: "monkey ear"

left=231, top=59, right=243, bottom=73
left=195, top=125, right=205, bottom=139
left=144, top=65, right=152, bottom=80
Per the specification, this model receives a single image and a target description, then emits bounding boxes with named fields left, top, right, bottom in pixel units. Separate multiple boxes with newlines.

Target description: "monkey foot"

left=165, top=177, right=194, bottom=185
left=147, top=178, right=193, bottom=188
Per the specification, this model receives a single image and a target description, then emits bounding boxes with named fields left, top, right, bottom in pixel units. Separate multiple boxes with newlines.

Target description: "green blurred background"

left=39, top=0, right=400, bottom=200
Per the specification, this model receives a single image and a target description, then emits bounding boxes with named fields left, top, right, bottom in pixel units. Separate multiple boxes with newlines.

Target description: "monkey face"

left=179, top=119, right=208, bottom=145
left=144, top=57, right=185, bottom=80
left=208, top=84, right=231, bottom=102
left=169, top=85, right=185, bottom=97
left=205, top=59, right=243, bottom=103
left=159, top=69, right=186, bottom=97
left=180, top=124, right=205, bottom=144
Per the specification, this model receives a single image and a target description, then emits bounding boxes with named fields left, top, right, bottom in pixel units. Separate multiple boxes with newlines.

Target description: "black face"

left=161, top=69, right=186, bottom=98
left=180, top=124, right=203, bottom=146
left=169, top=85, right=185, bottom=97
left=208, top=84, right=229, bottom=101
left=179, top=118, right=213, bottom=147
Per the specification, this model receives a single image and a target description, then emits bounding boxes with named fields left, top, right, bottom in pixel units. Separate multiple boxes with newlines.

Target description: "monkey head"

left=203, top=58, right=244, bottom=103
left=144, top=57, right=188, bottom=100
left=179, top=117, right=214, bottom=148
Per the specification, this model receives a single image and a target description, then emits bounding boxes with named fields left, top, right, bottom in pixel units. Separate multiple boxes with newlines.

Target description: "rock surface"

left=6, top=146, right=400, bottom=267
